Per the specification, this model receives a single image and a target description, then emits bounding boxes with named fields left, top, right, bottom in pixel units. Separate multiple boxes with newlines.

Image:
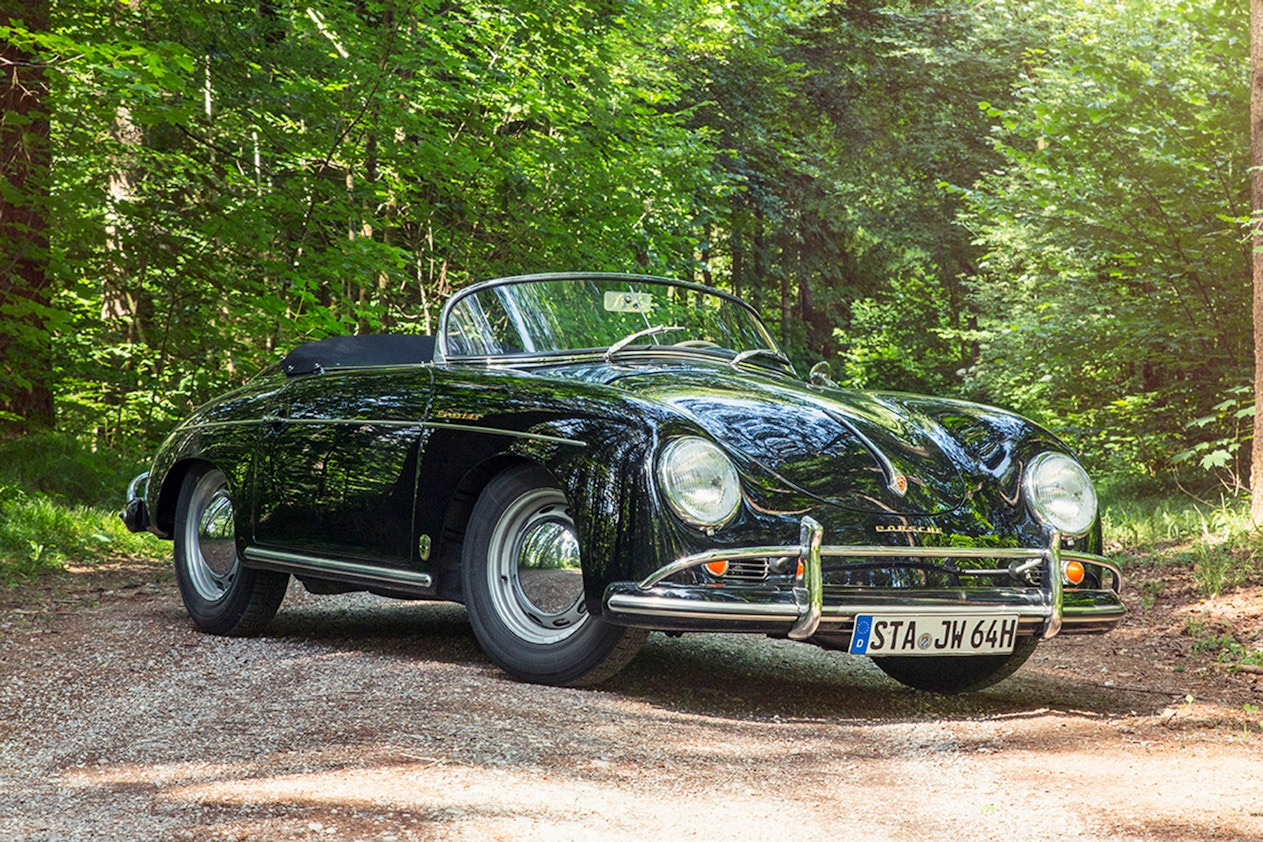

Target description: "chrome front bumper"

left=603, top=516, right=1125, bottom=641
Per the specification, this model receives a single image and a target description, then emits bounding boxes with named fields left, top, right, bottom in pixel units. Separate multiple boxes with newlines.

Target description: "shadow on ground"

left=260, top=591, right=1147, bottom=726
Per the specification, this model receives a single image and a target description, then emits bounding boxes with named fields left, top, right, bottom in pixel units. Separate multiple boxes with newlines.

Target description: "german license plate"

left=849, top=614, right=1019, bottom=657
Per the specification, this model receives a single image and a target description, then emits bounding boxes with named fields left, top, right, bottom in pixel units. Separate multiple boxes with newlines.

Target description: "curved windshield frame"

left=438, top=274, right=788, bottom=370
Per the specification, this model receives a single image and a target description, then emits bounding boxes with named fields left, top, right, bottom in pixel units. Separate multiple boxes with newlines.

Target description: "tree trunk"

left=1252, top=0, right=1263, bottom=523
left=0, top=0, right=54, bottom=431
left=729, top=209, right=744, bottom=300
left=779, top=229, right=795, bottom=348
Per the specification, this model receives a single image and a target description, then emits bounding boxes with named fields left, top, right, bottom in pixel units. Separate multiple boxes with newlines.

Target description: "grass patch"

left=1103, top=494, right=1263, bottom=597
left=0, top=431, right=166, bottom=584
left=1103, top=495, right=1245, bottom=554
left=1187, top=620, right=1263, bottom=670
left=0, top=486, right=168, bottom=585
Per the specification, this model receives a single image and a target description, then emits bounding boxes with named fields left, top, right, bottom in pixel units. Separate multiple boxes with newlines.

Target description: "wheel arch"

left=432, top=448, right=644, bottom=608
left=433, top=453, right=544, bottom=602
left=152, top=458, right=207, bottom=536
left=153, top=458, right=248, bottom=542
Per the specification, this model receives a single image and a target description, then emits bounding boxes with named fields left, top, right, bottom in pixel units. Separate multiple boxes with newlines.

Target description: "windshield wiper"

left=730, top=347, right=791, bottom=369
left=605, top=325, right=684, bottom=361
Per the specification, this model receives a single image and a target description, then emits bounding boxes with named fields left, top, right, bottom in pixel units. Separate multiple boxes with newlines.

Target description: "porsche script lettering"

left=874, top=524, right=944, bottom=535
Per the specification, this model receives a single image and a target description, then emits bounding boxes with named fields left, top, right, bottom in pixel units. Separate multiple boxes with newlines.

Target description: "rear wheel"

left=873, top=636, right=1039, bottom=694
left=173, top=464, right=288, bottom=636
left=462, top=464, right=646, bottom=686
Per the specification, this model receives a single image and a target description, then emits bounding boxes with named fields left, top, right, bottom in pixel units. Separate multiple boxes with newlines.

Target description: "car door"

left=250, top=367, right=434, bottom=568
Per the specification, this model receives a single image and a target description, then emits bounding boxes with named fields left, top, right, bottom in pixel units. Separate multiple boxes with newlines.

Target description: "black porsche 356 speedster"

left=123, top=272, right=1124, bottom=693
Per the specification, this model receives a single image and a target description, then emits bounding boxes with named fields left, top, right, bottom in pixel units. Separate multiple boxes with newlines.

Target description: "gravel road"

left=1, top=560, right=1261, bottom=841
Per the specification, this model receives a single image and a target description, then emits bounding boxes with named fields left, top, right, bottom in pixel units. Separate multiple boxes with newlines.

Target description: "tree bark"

left=1252, top=0, right=1263, bottom=522
left=0, top=0, right=54, bottom=431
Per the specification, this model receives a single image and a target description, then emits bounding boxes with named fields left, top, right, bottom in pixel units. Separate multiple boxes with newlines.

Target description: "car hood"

left=597, top=365, right=972, bottom=516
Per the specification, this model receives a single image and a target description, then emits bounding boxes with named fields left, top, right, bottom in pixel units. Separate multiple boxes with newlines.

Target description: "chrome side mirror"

left=808, top=361, right=835, bottom=388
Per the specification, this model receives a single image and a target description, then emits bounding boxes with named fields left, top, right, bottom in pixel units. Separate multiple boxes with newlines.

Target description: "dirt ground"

left=1, top=557, right=1261, bottom=842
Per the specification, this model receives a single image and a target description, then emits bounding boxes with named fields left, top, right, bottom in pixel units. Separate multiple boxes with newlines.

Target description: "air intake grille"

left=724, top=559, right=769, bottom=582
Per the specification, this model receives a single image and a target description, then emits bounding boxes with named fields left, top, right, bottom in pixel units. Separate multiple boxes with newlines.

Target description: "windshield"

left=440, top=275, right=785, bottom=366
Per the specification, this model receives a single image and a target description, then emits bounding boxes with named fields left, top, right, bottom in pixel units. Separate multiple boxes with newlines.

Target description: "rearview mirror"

left=808, top=361, right=835, bottom=388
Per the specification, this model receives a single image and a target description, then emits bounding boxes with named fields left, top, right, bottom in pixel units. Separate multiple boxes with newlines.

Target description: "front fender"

left=519, top=417, right=671, bottom=612
left=144, top=380, right=282, bottom=539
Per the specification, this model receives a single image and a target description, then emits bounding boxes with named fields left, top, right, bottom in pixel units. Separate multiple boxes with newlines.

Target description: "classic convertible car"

left=123, top=272, right=1124, bottom=693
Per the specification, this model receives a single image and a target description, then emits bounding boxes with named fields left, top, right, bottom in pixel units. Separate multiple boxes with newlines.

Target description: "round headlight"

left=1023, top=452, right=1098, bottom=536
left=657, top=436, right=742, bottom=528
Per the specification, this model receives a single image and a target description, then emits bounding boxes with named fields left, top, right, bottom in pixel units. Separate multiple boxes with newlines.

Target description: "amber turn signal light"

left=705, top=560, right=729, bottom=577
left=1063, top=559, right=1086, bottom=585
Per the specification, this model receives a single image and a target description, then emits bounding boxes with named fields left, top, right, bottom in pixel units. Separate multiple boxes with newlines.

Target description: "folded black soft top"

left=280, top=334, right=436, bottom=377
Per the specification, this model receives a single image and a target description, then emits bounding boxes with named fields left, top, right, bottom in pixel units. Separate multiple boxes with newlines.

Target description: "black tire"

left=462, top=464, right=646, bottom=687
left=873, top=636, right=1039, bottom=694
left=173, top=464, right=288, bottom=637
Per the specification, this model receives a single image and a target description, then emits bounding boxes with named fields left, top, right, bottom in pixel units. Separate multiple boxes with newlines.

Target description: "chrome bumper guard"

left=603, top=516, right=1125, bottom=641
left=120, top=471, right=151, bottom=534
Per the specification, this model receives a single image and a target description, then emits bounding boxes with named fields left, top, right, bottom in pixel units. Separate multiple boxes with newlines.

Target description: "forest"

left=0, top=0, right=1256, bottom=584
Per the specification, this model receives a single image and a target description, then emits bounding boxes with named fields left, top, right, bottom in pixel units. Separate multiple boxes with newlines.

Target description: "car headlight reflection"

left=1023, top=452, right=1098, bottom=536
left=657, top=436, right=742, bottom=528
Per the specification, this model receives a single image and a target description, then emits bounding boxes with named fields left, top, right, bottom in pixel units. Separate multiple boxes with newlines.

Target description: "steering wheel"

left=673, top=339, right=722, bottom=349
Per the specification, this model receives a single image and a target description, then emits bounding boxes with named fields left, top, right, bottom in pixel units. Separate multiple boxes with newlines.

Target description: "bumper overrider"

left=121, top=472, right=151, bottom=533
left=603, top=516, right=1125, bottom=641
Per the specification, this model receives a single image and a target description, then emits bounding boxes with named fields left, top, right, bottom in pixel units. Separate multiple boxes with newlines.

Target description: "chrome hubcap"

left=183, top=470, right=240, bottom=602
left=487, top=487, right=587, bottom=645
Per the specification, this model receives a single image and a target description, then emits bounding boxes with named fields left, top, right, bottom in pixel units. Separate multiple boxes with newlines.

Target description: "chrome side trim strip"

left=264, top=417, right=422, bottom=429
left=423, top=422, right=587, bottom=448
left=244, top=547, right=433, bottom=589
left=176, top=419, right=262, bottom=432
left=177, top=417, right=586, bottom=448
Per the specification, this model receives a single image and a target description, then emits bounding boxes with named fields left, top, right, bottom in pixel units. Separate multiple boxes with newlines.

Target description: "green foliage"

left=0, top=431, right=149, bottom=508
left=0, top=486, right=166, bottom=584
left=1104, top=492, right=1263, bottom=599
left=0, top=432, right=166, bottom=582
left=16, top=0, right=742, bottom=444
left=1103, top=497, right=1224, bottom=553
left=835, top=266, right=961, bottom=393
left=1189, top=631, right=1263, bottom=672
left=1170, top=385, right=1254, bottom=495
left=0, top=0, right=1256, bottom=504
left=956, top=0, right=1250, bottom=488
left=688, top=1, right=1011, bottom=381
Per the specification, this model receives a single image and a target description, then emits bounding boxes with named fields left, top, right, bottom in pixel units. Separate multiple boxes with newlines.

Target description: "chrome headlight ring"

left=657, top=436, right=742, bottom=529
left=1023, top=452, right=1098, bottom=536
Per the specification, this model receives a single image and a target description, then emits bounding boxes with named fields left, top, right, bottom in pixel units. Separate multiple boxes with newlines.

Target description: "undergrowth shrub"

left=0, top=430, right=151, bottom=508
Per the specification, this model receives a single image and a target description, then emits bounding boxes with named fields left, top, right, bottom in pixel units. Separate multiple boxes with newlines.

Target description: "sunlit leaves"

left=958, top=0, right=1249, bottom=484
left=38, top=0, right=740, bottom=437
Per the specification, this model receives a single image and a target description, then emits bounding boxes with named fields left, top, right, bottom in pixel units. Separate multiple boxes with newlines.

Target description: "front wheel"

left=873, top=636, right=1039, bottom=694
left=462, top=464, right=646, bottom=686
left=173, top=464, right=288, bottom=637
